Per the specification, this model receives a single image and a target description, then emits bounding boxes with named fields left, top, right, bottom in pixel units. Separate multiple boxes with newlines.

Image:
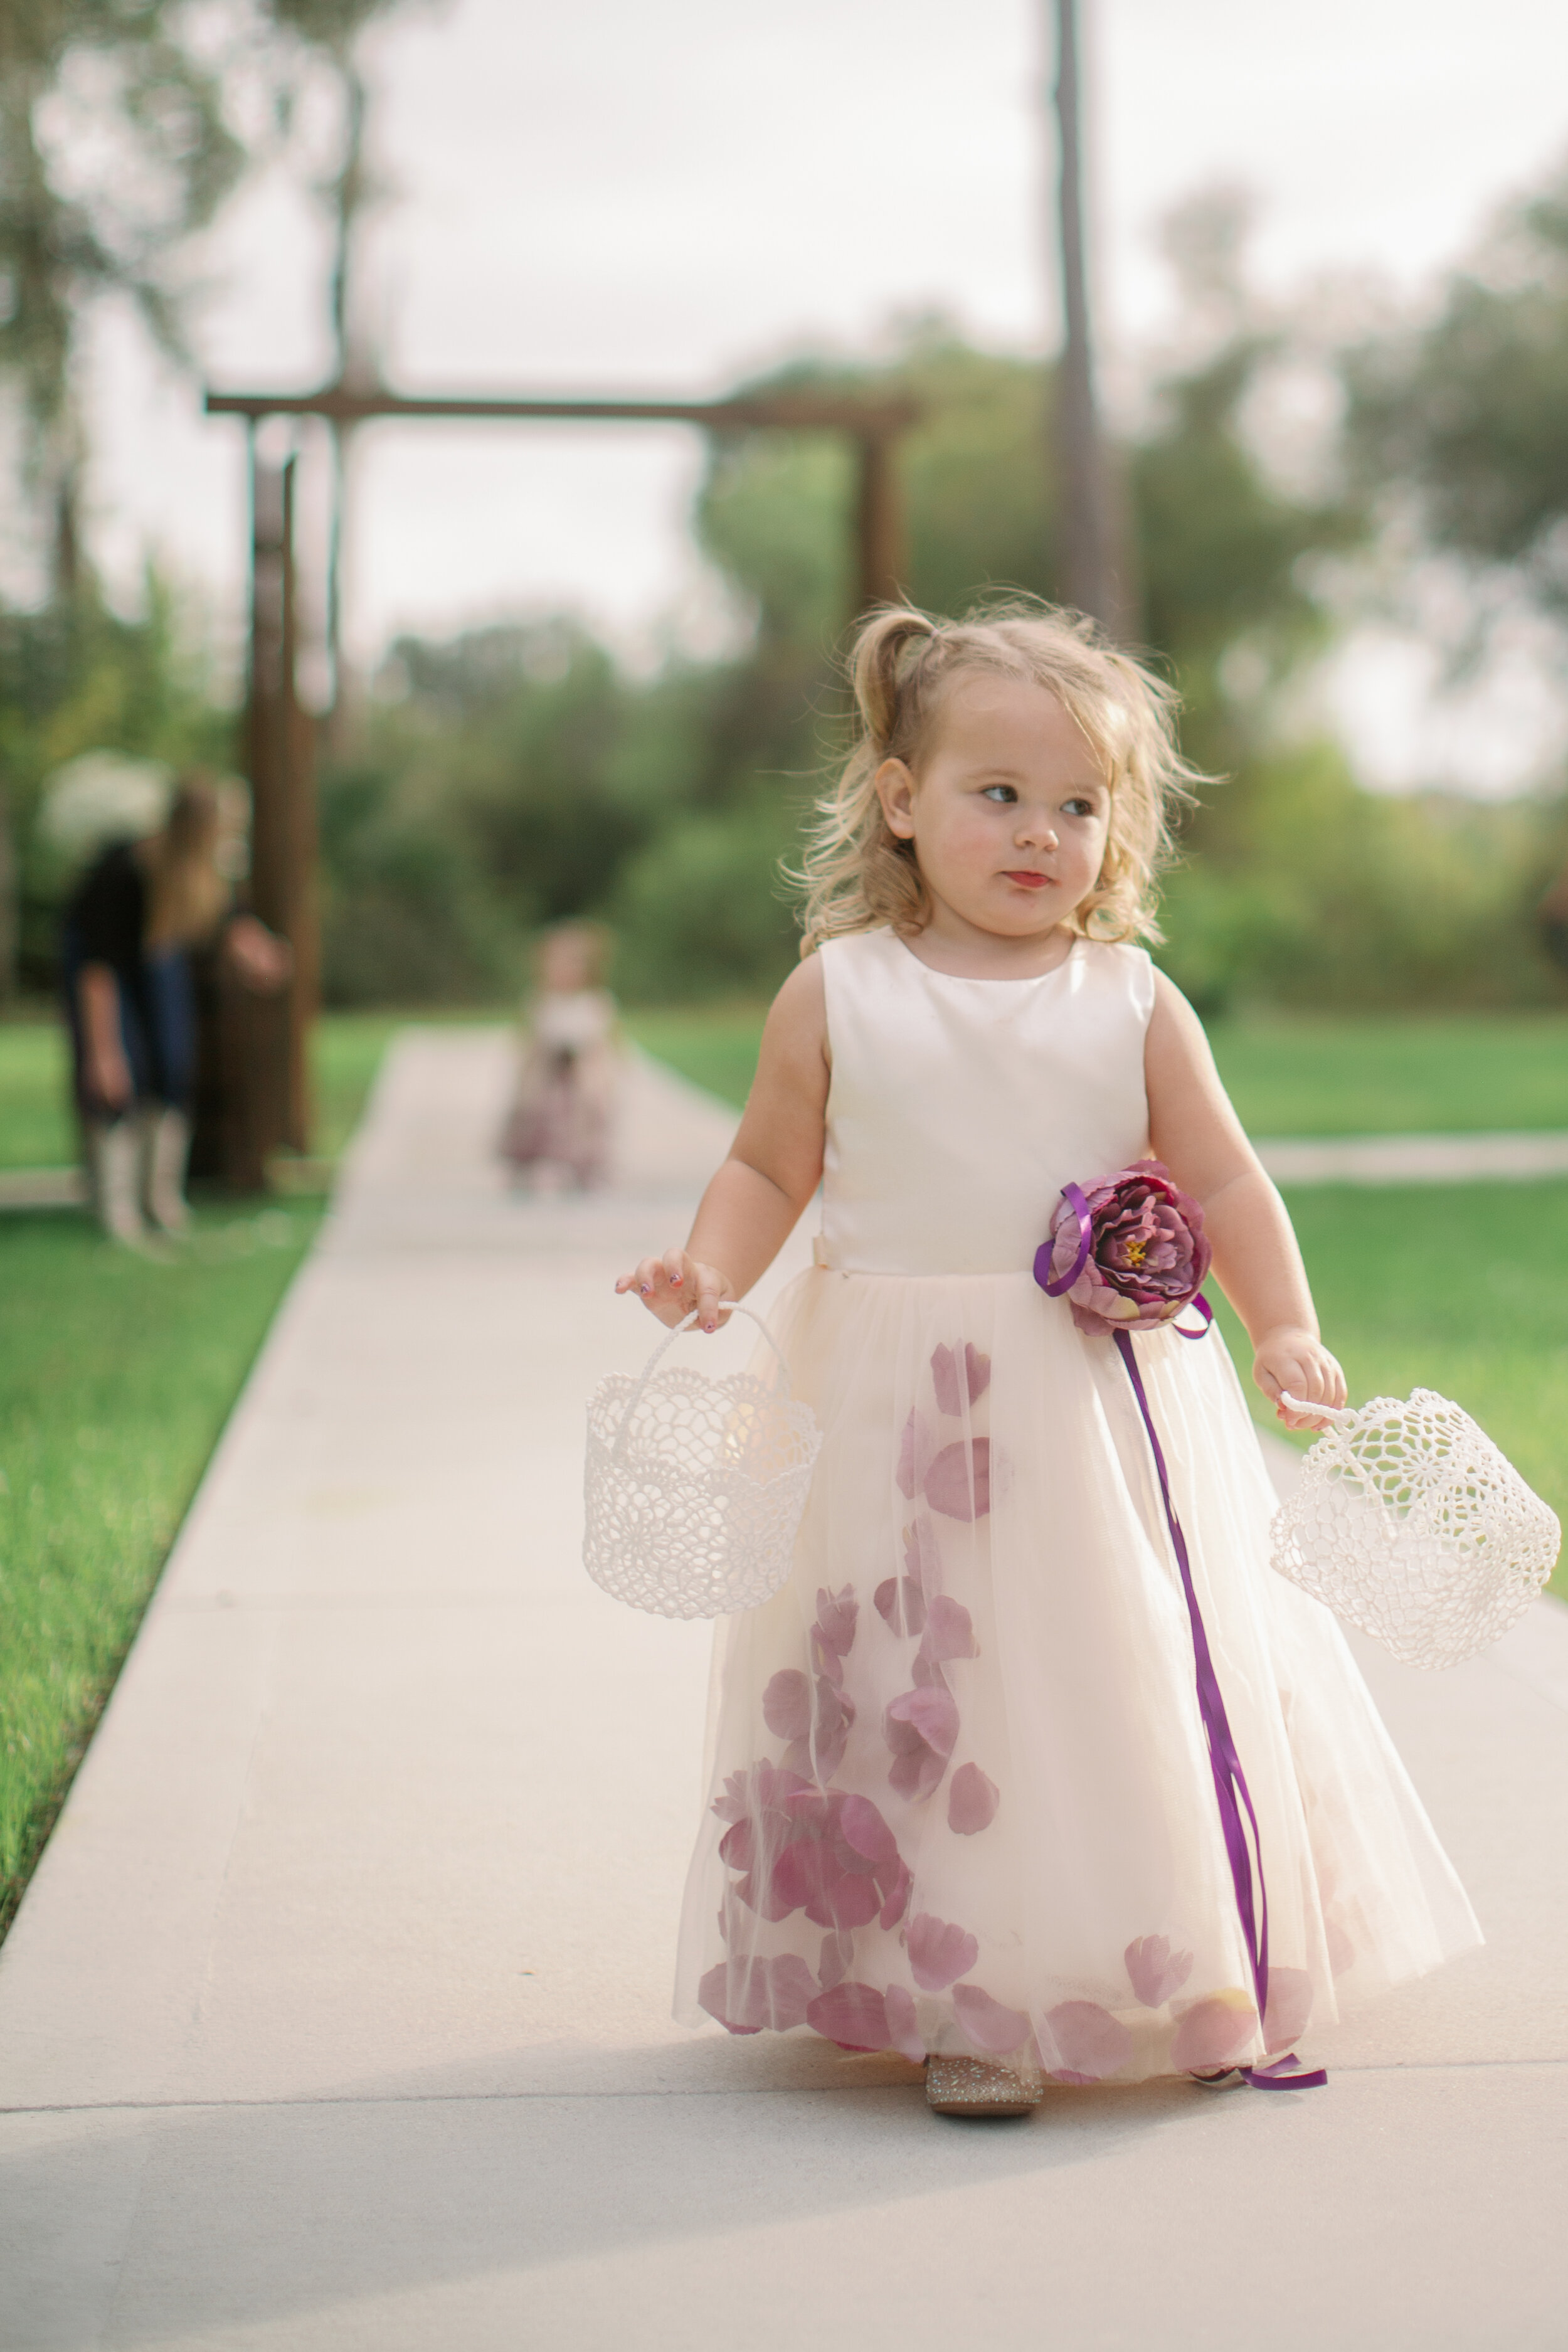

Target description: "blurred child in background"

left=501, top=921, right=621, bottom=1192
left=61, top=773, right=290, bottom=1244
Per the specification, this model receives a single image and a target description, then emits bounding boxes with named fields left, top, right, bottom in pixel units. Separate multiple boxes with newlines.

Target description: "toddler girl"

left=502, top=921, right=620, bottom=1192
left=618, top=604, right=1479, bottom=2116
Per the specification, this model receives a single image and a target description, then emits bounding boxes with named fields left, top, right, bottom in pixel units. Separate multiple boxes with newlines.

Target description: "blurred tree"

left=696, top=329, right=1060, bottom=647
left=0, top=0, right=244, bottom=593
left=1131, top=191, right=1363, bottom=780
left=1345, top=167, right=1568, bottom=615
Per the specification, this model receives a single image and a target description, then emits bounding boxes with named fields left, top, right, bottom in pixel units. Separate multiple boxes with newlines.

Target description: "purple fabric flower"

left=1036, top=1160, right=1212, bottom=1337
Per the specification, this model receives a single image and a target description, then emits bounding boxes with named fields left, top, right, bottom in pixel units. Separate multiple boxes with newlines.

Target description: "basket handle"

left=608, top=1303, right=794, bottom=1464
left=1279, top=1391, right=1353, bottom=1429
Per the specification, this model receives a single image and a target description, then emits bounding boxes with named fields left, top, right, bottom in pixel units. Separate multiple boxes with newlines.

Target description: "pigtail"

left=850, top=606, right=939, bottom=751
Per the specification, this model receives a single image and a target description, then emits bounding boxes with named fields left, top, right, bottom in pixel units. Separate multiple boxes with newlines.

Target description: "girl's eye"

left=1062, top=797, right=1096, bottom=818
left=982, top=784, right=1017, bottom=803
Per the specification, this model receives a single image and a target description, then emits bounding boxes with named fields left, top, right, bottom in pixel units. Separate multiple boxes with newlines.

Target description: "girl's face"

left=541, top=930, right=595, bottom=992
left=875, top=674, right=1111, bottom=948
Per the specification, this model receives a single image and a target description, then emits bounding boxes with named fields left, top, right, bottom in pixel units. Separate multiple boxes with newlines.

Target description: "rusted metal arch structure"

left=201, top=380, right=919, bottom=1184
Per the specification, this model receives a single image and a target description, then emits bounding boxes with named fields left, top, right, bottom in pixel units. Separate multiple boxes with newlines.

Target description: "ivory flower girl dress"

left=674, top=929, right=1480, bottom=2081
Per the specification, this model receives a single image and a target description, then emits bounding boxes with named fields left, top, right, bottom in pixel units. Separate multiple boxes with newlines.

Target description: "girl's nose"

left=1017, top=812, right=1058, bottom=849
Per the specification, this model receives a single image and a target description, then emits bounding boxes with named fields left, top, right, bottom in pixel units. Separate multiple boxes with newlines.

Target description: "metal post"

left=225, top=447, right=314, bottom=1179
left=1052, top=0, right=1128, bottom=635
left=854, top=432, right=905, bottom=618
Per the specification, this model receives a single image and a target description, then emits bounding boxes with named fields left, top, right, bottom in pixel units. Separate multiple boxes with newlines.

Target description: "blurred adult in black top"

left=62, top=775, right=288, bottom=1241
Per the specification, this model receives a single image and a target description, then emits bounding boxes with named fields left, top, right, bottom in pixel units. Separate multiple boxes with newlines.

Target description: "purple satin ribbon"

left=1041, top=1185, right=1327, bottom=2094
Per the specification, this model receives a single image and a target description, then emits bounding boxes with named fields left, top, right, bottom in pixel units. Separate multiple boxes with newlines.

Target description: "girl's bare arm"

left=1145, top=970, right=1345, bottom=1428
left=78, top=965, right=132, bottom=1110
left=617, top=955, right=830, bottom=1330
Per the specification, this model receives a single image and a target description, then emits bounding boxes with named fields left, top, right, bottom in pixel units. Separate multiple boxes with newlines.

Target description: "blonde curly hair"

left=795, top=600, right=1202, bottom=953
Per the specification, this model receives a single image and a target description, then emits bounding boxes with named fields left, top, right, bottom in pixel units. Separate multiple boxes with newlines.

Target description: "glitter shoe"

left=925, top=2055, right=1045, bottom=2117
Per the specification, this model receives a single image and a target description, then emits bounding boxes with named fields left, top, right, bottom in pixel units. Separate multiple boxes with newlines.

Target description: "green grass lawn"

left=622, top=1002, right=1568, bottom=1135
left=0, top=1007, right=424, bottom=1172
left=0, top=1202, right=322, bottom=1939
left=0, top=1012, right=404, bottom=1944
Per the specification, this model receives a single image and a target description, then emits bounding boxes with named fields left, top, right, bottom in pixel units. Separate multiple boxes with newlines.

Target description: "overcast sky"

left=77, top=0, right=1568, bottom=785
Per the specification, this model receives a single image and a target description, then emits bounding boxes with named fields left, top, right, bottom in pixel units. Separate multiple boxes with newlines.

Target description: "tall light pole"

left=1052, top=0, right=1129, bottom=636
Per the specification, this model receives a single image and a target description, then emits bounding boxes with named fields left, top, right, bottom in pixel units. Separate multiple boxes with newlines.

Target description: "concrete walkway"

left=2, top=1030, right=1565, bottom=2351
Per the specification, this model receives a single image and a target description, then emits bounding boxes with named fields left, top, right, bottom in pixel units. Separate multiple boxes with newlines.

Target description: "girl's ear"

left=875, top=758, right=918, bottom=840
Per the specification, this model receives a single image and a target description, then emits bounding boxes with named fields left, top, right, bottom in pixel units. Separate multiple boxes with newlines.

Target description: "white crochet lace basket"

left=1270, top=1387, right=1560, bottom=1670
left=584, top=1305, right=822, bottom=1620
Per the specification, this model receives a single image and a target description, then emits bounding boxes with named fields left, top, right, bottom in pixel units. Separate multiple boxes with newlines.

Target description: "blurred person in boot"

left=61, top=774, right=290, bottom=1244
left=500, top=921, right=621, bottom=1192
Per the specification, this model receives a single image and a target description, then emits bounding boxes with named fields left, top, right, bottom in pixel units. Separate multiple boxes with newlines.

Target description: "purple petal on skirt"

left=815, top=1584, right=859, bottom=1658
left=906, top=1911, right=980, bottom=1992
left=1170, top=1992, right=1256, bottom=2074
left=961, top=1343, right=992, bottom=1402
left=883, top=1983, right=926, bottom=2062
left=888, top=1746, right=948, bottom=1801
left=699, top=1952, right=817, bottom=2034
left=1262, top=1965, right=1313, bottom=2054
left=768, top=1837, right=842, bottom=1919
left=923, top=1439, right=992, bottom=1522
left=896, top=1411, right=933, bottom=1500
left=818, top=1932, right=852, bottom=1993
left=837, top=1793, right=899, bottom=1869
left=1044, top=1999, right=1133, bottom=2084
left=1326, top=1917, right=1356, bottom=1976
left=886, top=1685, right=960, bottom=1759
left=813, top=1870, right=882, bottom=1931
left=874, top=1576, right=928, bottom=1637
left=717, top=1818, right=756, bottom=1872
left=920, top=1594, right=979, bottom=1665
left=1124, top=1934, right=1194, bottom=2008
left=876, top=1853, right=913, bottom=1928
left=902, top=1518, right=940, bottom=1596
left=930, top=1343, right=961, bottom=1417
left=805, top=1981, right=892, bottom=2052
left=762, top=1669, right=812, bottom=1744
left=951, top=1982, right=1032, bottom=2057
left=946, top=1761, right=1000, bottom=1835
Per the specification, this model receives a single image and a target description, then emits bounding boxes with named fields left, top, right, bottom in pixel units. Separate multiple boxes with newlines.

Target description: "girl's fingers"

left=616, top=1254, right=677, bottom=1300
left=694, top=1269, right=724, bottom=1332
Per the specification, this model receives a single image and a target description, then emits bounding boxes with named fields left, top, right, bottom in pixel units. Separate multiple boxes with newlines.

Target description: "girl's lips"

left=1004, top=870, right=1052, bottom=889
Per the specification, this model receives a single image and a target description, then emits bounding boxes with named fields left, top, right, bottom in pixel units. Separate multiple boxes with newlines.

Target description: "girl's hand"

left=615, top=1248, right=736, bottom=1332
left=90, top=1042, right=134, bottom=1113
left=1253, top=1327, right=1347, bottom=1430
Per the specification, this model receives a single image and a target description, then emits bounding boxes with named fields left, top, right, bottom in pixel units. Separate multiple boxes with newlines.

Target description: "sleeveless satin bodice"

left=815, top=928, right=1155, bottom=1277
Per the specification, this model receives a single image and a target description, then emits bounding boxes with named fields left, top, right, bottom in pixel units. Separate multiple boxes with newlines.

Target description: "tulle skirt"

left=674, top=1266, right=1481, bottom=2080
